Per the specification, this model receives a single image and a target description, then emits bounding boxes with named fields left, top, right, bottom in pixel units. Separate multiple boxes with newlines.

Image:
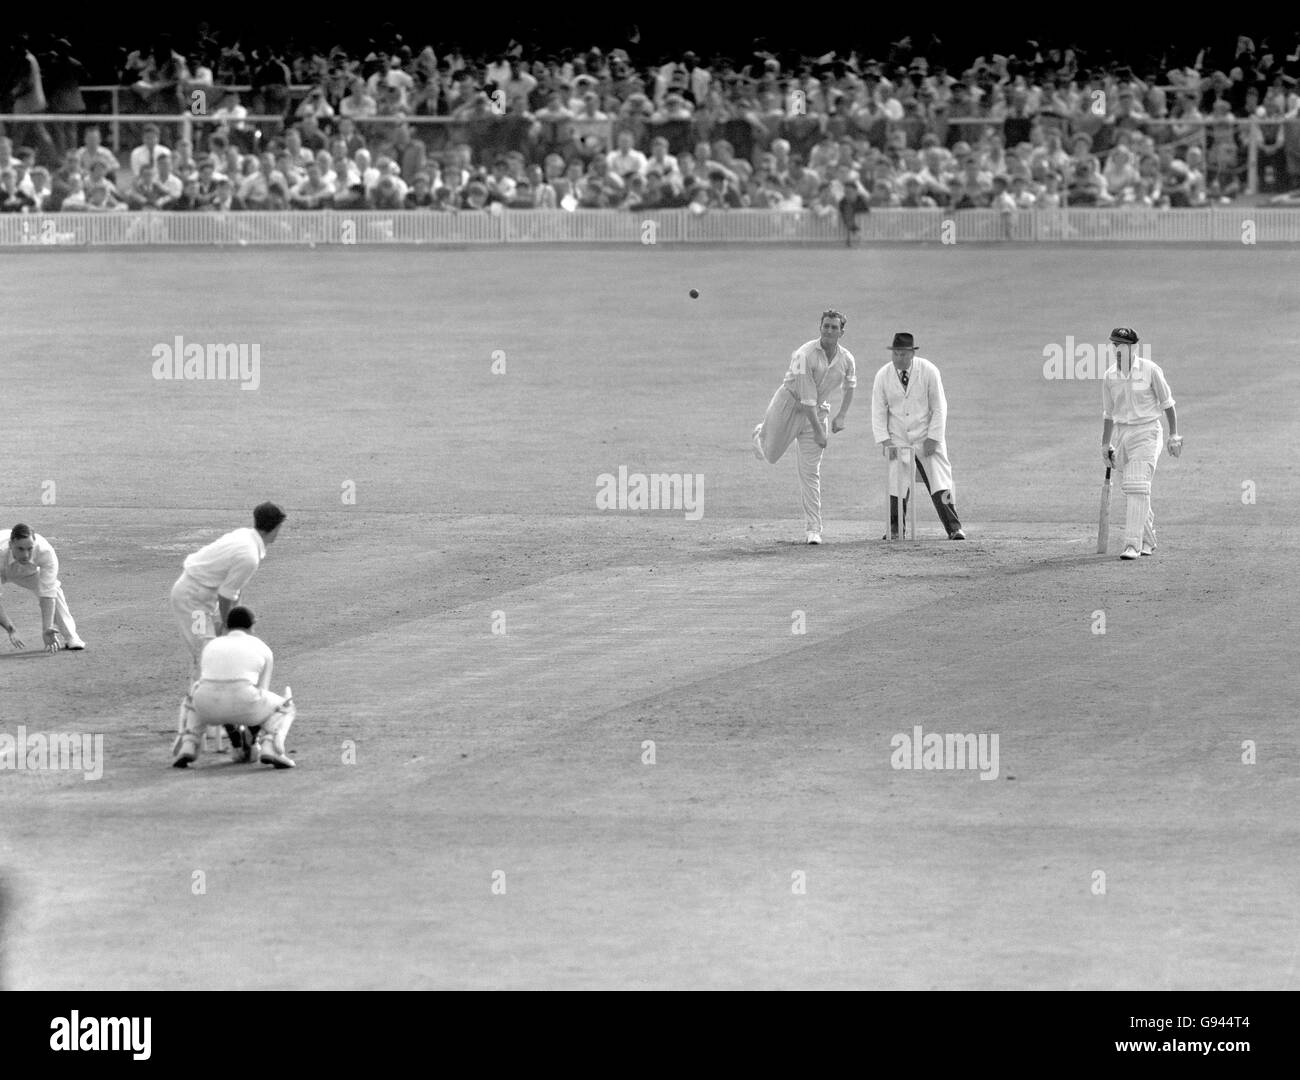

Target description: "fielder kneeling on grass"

left=0, top=524, right=88, bottom=653
left=172, top=606, right=296, bottom=769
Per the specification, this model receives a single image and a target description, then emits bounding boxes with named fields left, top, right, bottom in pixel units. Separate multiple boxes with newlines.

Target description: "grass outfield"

left=1, top=243, right=1298, bottom=989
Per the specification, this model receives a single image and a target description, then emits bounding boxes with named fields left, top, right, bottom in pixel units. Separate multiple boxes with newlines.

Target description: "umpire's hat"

left=887, top=332, right=918, bottom=350
left=1109, top=327, right=1139, bottom=345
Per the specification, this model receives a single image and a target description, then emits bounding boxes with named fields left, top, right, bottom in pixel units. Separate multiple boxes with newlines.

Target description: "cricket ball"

left=689, top=289, right=699, bottom=299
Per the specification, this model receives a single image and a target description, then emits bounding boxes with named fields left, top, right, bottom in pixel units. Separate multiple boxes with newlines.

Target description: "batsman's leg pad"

left=1121, top=463, right=1153, bottom=549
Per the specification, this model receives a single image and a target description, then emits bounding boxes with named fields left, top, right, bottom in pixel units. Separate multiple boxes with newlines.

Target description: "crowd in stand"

left=2, top=31, right=1300, bottom=217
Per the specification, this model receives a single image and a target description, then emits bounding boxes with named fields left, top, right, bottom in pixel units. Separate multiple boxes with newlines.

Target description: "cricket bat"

left=1096, top=466, right=1112, bottom=553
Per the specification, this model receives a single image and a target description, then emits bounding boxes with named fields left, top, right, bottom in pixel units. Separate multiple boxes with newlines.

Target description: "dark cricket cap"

left=1109, top=327, right=1139, bottom=344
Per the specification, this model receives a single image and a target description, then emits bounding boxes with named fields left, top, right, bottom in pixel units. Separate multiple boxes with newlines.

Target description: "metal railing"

left=3, top=207, right=1298, bottom=247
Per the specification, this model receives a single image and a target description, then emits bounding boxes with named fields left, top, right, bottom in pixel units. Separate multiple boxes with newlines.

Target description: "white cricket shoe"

left=65, top=639, right=87, bottom=651
left=1141, top=540, right=1157, bottom=556
left=751, top=424, right=765, bottom=461
left=1120, top=545, right=1140, bottom=560
left=806, top=532, right=822, bottom=545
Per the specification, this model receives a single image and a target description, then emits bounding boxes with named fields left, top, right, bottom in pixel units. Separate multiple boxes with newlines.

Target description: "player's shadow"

left=0, top=650, right=56, bottom=661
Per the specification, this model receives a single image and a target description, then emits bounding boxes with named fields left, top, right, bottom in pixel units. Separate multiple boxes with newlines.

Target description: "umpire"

left=870, top=332, right=967, bottom=540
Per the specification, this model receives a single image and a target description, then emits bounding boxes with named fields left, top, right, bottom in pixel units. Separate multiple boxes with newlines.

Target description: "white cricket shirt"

left=1102, top=356, right=1175, bottom=424
left=0, top=530, right=62, bottom=598
left=198, top=629, right=274, bottom=687
left=782, top=339, right=857, bottom=407
left=182, top=527, right=266, bottom=600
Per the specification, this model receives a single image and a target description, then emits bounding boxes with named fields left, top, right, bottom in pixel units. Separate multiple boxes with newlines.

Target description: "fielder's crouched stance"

left=172, top=606, right=296, bottom=769
left=751, top=309, right=857, bottom=544
left=1100, top=327, right=1181, bottom=560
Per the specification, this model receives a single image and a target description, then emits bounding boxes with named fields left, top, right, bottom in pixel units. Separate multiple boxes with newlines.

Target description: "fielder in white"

left=751, top=309, right=857, bottom=544
left=172, top=606, right=296, bottom=768
left=871, top=332, right=966, bottom=539
left=0, top=524, right=88, bottom=653
left=1100, top=327, right=1181, bottom=560
left=170, top=501, right=286, bottom=671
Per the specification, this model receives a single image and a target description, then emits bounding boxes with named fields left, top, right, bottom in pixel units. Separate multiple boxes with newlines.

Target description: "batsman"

left=1100, top=327, right=1182, bottom=560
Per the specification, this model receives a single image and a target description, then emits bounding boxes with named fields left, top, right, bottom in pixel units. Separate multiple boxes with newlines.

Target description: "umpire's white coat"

left=870, top=356, right=956, bottom=494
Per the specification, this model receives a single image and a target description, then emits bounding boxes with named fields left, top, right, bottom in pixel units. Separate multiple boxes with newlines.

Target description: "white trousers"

left=188, top=680, right=287, bottom=730
left=170, top=572, right=219, bottom=671
left=5, top=577, right=81, bottom=642
left=757, top=387, right=829, bottom=533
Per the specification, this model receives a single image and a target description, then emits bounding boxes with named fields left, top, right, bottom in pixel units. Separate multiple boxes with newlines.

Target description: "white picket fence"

left=2, top=207, right=1298, bottom=247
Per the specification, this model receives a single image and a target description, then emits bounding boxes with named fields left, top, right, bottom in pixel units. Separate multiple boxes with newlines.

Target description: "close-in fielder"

left=170, top=502, right=286, bottom=751
left=1100, top=327, right=1181, bottom=560
left=751, top=309, right=857, bottom=544
left=172, top=606, right=296, bottom=768
left=0, top=524, right=88, bottom=653
left=871, top=332, right=966, bottom=540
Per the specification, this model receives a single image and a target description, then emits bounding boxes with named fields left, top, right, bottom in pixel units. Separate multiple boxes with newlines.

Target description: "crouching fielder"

left=1100, top=327, right=1182, bottom=561
left=172, top=606, right=296, bottom=769
left=0, top=524, right=87, bottom=652
left=751, top=309, right=857, bottom=544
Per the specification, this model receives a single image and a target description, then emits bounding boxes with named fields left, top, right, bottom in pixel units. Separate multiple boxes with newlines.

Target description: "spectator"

left=167, top=177, right=204, bottom=211
left=290, top=162, right=334, bottom=209
left=125, top=162, right=167, bottom=209
left=1205, top=98, right=1243, bottom=197
left=238, top=153, right=281, bottom=209
left=405, top=172, right=437, bottom=208
left=0, top=169, right=36, bottom=212
left=297, top=85, right=335, bottom=122
left=251, top=48, right=292, bottom=121
left=155, top=152, right=182, bottom=201
left=129, top=123, right=168, bottom=175
left=374, top=157, right=408, bottom=200
left=1102, top=145, right=1141, bottom=200
left=1182, top=146, right=1210, bottom=205
left=340, top=76, right=378, bottom=120
left=84, top=159, right=121, bottom=200
left=1169, top=90, right=1207, bottom=153
left=381, top=119, right=428, bottom=184
left=699, top=166, right=744, bottom=208
left=208, top=177, right=243, bottom=211
left=77, top=127, right=120, bottom=179
left=333, top=182, right=370, bottom=211
left=57, top=172, right=87, bottom=210
left=82, top=180, right=127, bottom=212
left=606, top=129, right=647, bottom=179
left=1037, top=172, right=1064, bottom=208
left=1067, top=156, right=1112, bottom=206
left=212, top=90, right=249, bottom=138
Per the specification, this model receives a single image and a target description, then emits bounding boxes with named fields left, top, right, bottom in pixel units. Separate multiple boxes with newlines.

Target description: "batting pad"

left=1122, top=462, right=1152, bottom=548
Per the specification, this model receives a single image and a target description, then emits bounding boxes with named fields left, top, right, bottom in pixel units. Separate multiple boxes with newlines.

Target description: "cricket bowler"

left=751, top=309, right=857, bottom=544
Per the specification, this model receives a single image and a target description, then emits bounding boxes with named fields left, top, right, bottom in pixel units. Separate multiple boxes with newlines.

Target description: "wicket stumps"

left=886, top=444, right=918, bottom=541
left=202, top=728, right=227, bottom=753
